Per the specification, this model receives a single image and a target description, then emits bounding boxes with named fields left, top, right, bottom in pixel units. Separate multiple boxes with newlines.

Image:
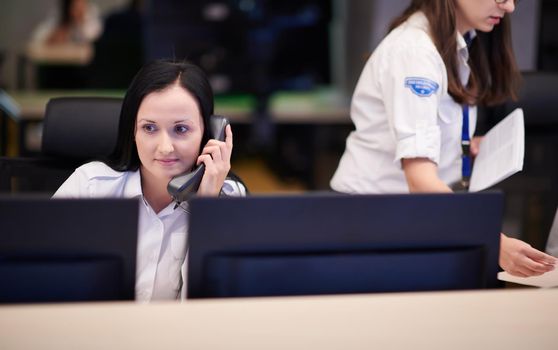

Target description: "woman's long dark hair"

left=108, top=59, right=214, bottom=171
left=389, top=0, right=520, bottom=106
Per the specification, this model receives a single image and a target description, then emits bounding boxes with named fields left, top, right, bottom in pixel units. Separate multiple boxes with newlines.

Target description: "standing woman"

left=54, top=60, right=246, bottom=301
left=331, top=0, right=556, bottom=276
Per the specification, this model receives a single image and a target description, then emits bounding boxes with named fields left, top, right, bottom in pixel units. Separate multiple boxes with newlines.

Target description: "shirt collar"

left=159, top=201, right=180, bottom=217
left=457, top=30, right=476, bottom=61
left=408, top=12, right=475, bottom=60
left=123, top=167, right=181, bottom=217
left=122, top=168, right=143, bottom=198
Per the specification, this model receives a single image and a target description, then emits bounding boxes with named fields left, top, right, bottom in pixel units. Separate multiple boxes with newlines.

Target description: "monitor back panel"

left=188, top=192, right=503, bottom=298
left=0, top=197, right=139, bottom=303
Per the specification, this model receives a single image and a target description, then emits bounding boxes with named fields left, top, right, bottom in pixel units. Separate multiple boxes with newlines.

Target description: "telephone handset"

left=167, top=115, right=230, bottom=205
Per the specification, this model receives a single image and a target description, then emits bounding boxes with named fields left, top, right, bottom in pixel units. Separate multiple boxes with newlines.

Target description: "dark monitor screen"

left=187, top=192, right=503, bottom=298
left=0, top=197, right=139, bottom=303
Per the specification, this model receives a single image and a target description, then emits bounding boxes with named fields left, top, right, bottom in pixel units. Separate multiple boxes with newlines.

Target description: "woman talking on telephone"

left=54, top=60, right=246, bottom=301
left=331, top=0, right=557, bottom=277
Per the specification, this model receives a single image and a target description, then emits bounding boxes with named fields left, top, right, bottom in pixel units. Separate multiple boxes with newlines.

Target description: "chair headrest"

left=42, top=97, right=123, bottom=159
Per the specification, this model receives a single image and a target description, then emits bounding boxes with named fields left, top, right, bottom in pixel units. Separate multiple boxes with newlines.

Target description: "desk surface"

left=1, top=288, right=557, bottom=350
left=26, top=44, right=93, bottom=66
left=26, top=43, right=93, bottom=66
left=7, top=88, right=350, bottom=124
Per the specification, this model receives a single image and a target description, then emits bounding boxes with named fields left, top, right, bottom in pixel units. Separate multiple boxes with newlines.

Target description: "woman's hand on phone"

left=197, top=124, right=233, bottom=196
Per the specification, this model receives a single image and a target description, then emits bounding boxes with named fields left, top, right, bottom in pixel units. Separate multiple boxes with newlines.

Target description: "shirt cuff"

left=394, top=124, right=441, bottom=166
left=220, top=179, right=247, bottom=197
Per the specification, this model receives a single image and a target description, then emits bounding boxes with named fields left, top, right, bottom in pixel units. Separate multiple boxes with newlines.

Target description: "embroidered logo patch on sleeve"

left=404, top=77, right=439, bottom=97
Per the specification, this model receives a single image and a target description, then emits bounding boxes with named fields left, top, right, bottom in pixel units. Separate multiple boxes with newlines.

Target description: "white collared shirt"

left=53, top=161, right=246, bottom=302
left=331, top=12, right=477, bottom=194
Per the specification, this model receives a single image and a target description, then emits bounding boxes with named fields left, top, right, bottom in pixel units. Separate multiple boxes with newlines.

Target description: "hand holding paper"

left=498, top=268, right=558, bottom=288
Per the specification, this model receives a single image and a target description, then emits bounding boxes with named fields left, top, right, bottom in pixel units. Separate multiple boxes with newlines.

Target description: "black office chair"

left=0, top=97, right=122, bottom=195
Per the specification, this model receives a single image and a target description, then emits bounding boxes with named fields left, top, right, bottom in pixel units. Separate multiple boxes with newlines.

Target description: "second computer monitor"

left=187, top=192, right=503, bottom=298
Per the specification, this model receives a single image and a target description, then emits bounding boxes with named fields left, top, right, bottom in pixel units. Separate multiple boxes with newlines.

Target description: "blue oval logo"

left=404, top=77, right=439, bottom=97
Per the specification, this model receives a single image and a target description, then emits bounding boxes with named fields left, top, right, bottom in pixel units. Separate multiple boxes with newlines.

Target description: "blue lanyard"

left=460, top=32, right=473, bottom=189
left=461, top=105, right=472, bottom=187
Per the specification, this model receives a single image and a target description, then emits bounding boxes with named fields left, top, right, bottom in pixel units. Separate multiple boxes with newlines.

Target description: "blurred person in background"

left=27, top=0, right=102, bottom=88
left=31, top=0, right=102, bottom=46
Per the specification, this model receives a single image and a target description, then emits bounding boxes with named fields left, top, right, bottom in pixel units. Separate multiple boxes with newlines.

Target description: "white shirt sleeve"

left=52, top=162, right=124, bottom=198
left=380, top=45, right=444, bottom=165
left=52, top=168, right=91, bottom=198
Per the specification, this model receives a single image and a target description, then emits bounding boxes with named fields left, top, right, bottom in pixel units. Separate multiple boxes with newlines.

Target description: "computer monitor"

left=187, top=192, right=503, bottom=298
left=0, top=197, right=139, bottom=303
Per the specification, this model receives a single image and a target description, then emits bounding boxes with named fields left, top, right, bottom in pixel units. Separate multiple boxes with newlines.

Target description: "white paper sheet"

left=469, top=108, right=525, bottom=192
left=544, top=208, right=558, bottom=257
left=498, top=269, right=558, bottom=288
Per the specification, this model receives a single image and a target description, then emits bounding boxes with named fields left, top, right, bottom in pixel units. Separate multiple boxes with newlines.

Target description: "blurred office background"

left=0, top=0, right=550, bottom=91
left=0, top=0, right=557, bottom=249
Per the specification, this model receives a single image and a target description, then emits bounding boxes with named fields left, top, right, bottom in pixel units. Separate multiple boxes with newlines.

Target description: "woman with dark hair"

left=54, top=60, right=246, bottom=301
left=331, top=0, right=557, bottom=277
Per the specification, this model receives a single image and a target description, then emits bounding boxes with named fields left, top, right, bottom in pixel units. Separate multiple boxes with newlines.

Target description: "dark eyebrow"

left=137, top=117, right=194, bottom=124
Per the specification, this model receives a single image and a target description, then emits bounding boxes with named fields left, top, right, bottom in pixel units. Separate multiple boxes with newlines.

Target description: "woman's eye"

left=142, top=124, right=157, bottom=133
left=175, top=125, right=189, bottom=134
